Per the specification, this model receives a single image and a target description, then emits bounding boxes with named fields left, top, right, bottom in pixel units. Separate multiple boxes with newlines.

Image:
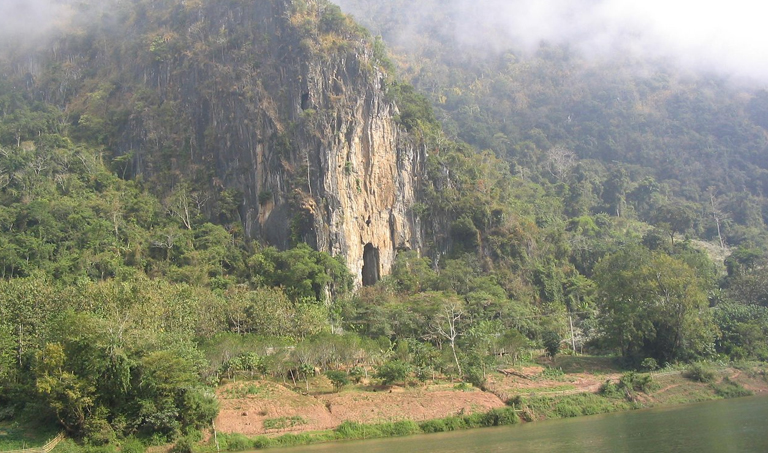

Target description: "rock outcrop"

left=24, top=0, right=424, bottom=285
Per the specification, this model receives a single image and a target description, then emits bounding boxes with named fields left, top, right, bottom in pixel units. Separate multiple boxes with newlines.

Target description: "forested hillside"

left=1, top=0, right=767, bottom=448
left=336, top=0, right=768, bottom=248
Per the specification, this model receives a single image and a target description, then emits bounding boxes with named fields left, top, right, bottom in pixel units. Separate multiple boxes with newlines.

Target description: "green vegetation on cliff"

left=1, top=0, right=768, bottom=450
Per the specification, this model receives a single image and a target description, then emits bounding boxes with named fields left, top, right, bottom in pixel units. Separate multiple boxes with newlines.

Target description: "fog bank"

left=334, top=0, right=768, bottom=82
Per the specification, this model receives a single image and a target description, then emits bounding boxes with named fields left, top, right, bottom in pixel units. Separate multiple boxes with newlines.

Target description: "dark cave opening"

left=362, top=243, right=380, bottom=286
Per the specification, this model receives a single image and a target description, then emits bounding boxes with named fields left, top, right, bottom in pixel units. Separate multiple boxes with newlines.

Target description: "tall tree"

left=594, top=245, right=715, bottom=363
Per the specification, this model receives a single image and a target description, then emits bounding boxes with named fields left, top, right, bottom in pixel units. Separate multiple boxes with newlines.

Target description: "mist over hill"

left=333, top=0, right=768, bottom=83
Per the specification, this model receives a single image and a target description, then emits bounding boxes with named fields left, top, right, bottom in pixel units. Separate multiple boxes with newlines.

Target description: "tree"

left=546, top=145, right=576, bottom=182
left=594, top=245, right=715, bottom=364
left=652, top=201, right=698, bottom=245
left=325, top=370, right=349, bottom=392
left=375, top=359, right=410, bottom=385
left=541, top=330, right=561, bottom=360
left=248, top=244, right=352, bottom=303
left=428, top=296, right=465, bottom=376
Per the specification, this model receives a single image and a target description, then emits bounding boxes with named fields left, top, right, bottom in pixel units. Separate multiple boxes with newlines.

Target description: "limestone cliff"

left=22, top=0, right=424, bottom=285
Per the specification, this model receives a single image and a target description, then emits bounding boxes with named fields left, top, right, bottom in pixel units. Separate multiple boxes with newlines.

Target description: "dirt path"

left=652, top=383, right=681, bottom=395
left=485, top=366, right=622, bottom=400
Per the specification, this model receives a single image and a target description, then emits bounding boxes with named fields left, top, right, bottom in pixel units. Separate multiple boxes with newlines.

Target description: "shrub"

left=542, top=331, right=561, bottom=359
left=554, top=400, right=581, bottom=418
left=375, top=360, right=410, bottom=385
left=540, top=367, right=565, bottom=379
left=685, top=363, right=716, bottom=383
left=169, top=437, right=194, bottom=453
left=120, top=438, right=145, bottom=453
left=52, top=440, right=83, bottom=453
left=599, top=380, right=624, bottom=399
left=641, top=357, right=659, bottom=372
left=480, top=408, right=519, bottom=426
left=251, top=436, right=273, bottom=449
left=325, top=370, right=349, bottom=391
left=419, top=419, right=447, bottom=433
left=334, top=421, right=365, bottom=439
left=441, top=416, right=467, bottom=431
left=620, top=372, right=657, bottom=393
left=379, top=420, right=420, bottom=437
left=222, top=434, right=250, bottom=452
left=349, top=366, right=365, bottom=383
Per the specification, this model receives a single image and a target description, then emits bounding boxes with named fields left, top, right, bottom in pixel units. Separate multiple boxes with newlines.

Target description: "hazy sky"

left=335, top=0, right=768, bottom=83
left=0, top=0, right=68, bottom=42
left=3, top=0, right=767, bottom=82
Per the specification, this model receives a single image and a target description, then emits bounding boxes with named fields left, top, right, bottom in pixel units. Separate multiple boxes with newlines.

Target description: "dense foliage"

left=1, top=0, right=768, bottom=449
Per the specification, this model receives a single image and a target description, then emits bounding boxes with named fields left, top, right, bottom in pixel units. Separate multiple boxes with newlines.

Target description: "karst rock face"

left=18, top=0, right=424, bottom=285
left=207, top=0, right=425, bottom=286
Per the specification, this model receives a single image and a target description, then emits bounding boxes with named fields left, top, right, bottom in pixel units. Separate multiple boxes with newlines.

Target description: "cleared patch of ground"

left=485, top=362, right=623, bottom=402
left=216, top=381, right=340, bottom=435
left=215, top=380, right=505, bottom=436
left=318, top=384, right=505, bottom=424
left=213, top=359, right=768, bottom=437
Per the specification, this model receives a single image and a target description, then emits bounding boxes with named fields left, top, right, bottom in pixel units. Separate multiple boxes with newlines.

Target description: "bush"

left=542, top=331, right=561, bottom=359
left=325, top=370, right=349, bottom=391
left=540, top=367, right=565, bottom=379
left=419, top=419, right=447, bottom=433
left=379, top=420, right=420, bottom=437
left=480, top=408, right=519, bottom=426
left=685, top=363, right=716, bottom=383
left=441, top=416, right=467, bottom=431
left=120, top=438, right=145, bottom=453
left=349, top=366, right=365, bottom=383
left=554, top=401, right=582, bottom=418
left=334, top=421, right=366, bottom=439
left=52, top=440, right=84, bottom=453
left=620, top=372, right=657, bottom=393
left=222, top=434, right=250, bottom=452
left=375, top=360, right=410, bottom=385
left=169, top=437, right=194, bottom=453
left=599, top=381, right=624, bottom=399
left=251, top=436, right=273, bottom=449
left=640, top=357, right=659, bottom=372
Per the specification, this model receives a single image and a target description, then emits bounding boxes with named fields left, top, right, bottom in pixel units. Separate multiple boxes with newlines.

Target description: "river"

left=275, top=395, right=768, bottom=452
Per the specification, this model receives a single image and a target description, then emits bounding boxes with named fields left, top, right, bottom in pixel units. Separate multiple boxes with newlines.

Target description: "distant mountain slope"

left=334, top=0, right=768, bottom=250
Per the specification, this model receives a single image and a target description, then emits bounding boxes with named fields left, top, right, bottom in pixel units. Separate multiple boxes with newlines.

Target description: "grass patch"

left=551, top=356, right=623, bottom=374
left=262, top=416, right=307, bottom=430
left=537, top=367, right=566, bottom=380
left=222, top=383, right=265, bottom=399
left=0, top=422, right=60, bottom=451
left=711, top=377, right=753, bottom=399
left=514, top=393, right=635, bottom=421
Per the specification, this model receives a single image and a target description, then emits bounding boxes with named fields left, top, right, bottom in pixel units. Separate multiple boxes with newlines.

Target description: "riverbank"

left=6, top=359, right=764, bottom=453
left=201, top=359, right=768, bottom=451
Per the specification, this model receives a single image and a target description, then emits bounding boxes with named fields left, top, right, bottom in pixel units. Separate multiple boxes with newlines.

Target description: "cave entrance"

left=362, top=243, right=380, bottom=286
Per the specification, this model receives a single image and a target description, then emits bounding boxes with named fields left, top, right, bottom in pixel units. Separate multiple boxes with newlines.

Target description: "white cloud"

left=0, top=0, right=68, bottom=42
left=336, top=0, right=768, bottom=82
